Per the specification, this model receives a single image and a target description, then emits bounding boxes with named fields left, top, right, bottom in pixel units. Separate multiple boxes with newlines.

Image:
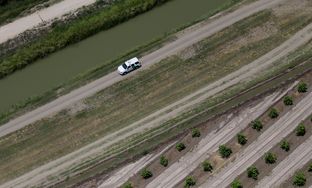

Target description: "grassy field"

left=1, top=5, right=312, bottom=185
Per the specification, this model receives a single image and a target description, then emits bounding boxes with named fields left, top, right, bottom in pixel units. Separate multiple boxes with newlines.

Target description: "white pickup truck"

left=117, top=57, right=141, bottom=75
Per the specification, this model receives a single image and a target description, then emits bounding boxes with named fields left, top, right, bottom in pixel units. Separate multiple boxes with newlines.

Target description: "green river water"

left=0, top=0, right=231, bottom=112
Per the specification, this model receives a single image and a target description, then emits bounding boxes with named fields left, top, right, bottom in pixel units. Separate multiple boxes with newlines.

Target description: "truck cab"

left=117, top=57, right=141, bottom=75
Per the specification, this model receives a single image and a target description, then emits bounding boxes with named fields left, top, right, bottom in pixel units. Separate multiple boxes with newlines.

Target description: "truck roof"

left=125, top=57, right=139, bottom=66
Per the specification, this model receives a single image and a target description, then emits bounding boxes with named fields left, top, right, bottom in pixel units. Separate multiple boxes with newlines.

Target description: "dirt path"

left=145, top=90, right=288, bottom=188
left=0, top=0, right=96, bottom=44
left=199, top=91, right=312, bottom=188
left=0, top=0, right=285, bottom=138
left=98, top=142, right=176, bottom=188
left=3, top=1, right=312, bottom=187
left=255, top=135, right=312, bottom=187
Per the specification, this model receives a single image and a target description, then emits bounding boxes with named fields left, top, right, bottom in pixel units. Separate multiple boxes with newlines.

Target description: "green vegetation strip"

left=0, top=9, right=312, bottom=185
left=0, top=0, right=171, bottom=79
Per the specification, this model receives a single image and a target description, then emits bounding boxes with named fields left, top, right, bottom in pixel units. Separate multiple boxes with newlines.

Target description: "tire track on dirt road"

left=0, top=0, right=284, bottom=138
left=145, top=88, right=291, bottom=188
left=199, top=91, right=312, bottom=188
left=255, top=134, right=312, bottom=188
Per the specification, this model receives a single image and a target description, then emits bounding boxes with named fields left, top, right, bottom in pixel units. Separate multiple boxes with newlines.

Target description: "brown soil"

left=126, top=105, right=247, bottom=188
left=236, top=117, right=312, bottom=188
left=281, top=157, right=312, bottom=188
left=231, top=72, right=312, bottom=187
left=173, top=71, right=312, bottom=188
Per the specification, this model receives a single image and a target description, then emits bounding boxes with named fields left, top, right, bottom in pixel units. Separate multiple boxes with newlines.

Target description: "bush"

left=160, top=156, right=168, bottom=167
left=247, top=166, right=259, bottom=180
left=123, top=182, right=133, bottom=188
left=141, top=168, right=153, bottom=179
left=251, top=119, right=263, bottom=131
left=280, top=140, right=290, bottom=152
left=296, top=124, right=306, bottom=136
left=265, top=152, right=277, bottom=164
left=308, top=164, right=312, bottom=172
left=293, top=172, right=306, bottom=186
left=219, top=145, right=232, bottom=158
left=184, top=176, right=196, bottom=188
left=283, top=96, right=293, bottom=106
left=298, top=82, right=308, bottom=93
left=202, top=160, right=213, bottom=172
left=176, top=143, right=186, bottom=152
left=231, top=179, right=243, bottom=188
left=191, top=128, right=201, bottom=138
left=268, top=108, right=279, bottom=119
left=237, top=133, right=247, bottom=145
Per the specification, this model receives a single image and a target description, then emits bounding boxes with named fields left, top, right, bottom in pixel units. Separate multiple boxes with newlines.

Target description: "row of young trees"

left=124, top=82, right=309, bottom=187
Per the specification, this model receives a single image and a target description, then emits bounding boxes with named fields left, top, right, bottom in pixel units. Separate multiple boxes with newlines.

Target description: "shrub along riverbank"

left=0, top=0, right=171, bottom=79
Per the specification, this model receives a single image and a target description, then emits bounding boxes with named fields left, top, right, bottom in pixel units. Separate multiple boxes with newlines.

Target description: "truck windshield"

left=122, top=63, right=127, bottom=69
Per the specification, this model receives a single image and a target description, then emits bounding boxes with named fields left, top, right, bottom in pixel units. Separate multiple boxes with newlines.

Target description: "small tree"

left=123, top=182, right=133, bottom=188
left=308, top=164, right=312, bottom=172
left=296, top=124, right=306, bottom=136
left=184, top=176, right=196, bottom=188
left=160, top=156, right=169, bottom=167
left=283, top=96, right=293, bottom=106
left=219, top=145, right=232, bottom=158
left=202, top=160, right=213, bottom=172
left=280, top=140, right=290, bottom=152
left=191, top=128, right=201, bottom=138
left=176, top=143, right=186, bottom=152
left=298, top=82, right=308, bottom=93
left=247, top=166, right=259, bottom=180
left=231, top=179, right=243, bottom=188
left=265, top=152, right=277, bottom=164
left=293, top=172, right=306, bottom=186
left=237, top=133, right=247, bottom=145
left=141, top=168, right=153, bottom=179
left=251, top=119, right=263, bottom=131
left=268, top=108, right=279, bottom=119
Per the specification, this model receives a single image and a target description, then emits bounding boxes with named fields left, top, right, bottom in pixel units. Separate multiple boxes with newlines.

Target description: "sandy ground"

left=0, top=0, right=284, bottom=139
left=256, top=135, right=312, bottom=188
left=199, top=91, right=312, bottom=188
left=2, top=0, right=312, bottom=187
left=145, top=90, right=289, bottom=188
left=0, top=0, right=96, bottom=44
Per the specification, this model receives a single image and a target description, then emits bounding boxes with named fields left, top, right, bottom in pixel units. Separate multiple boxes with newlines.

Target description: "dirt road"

left=0, top=0, right=284, bottom=138
left=255, top=135, right=312, bottom=187
left=199, top=91, right=312, bottom=188
left=0, top=0, right=96, bottom=44
left=145, top=90, right=289, bottom=188
left=4, top=1, right=312, bottom=187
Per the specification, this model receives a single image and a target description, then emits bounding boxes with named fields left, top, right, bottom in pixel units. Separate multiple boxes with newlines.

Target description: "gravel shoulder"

left=199, top=91, right=312, bottom=188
